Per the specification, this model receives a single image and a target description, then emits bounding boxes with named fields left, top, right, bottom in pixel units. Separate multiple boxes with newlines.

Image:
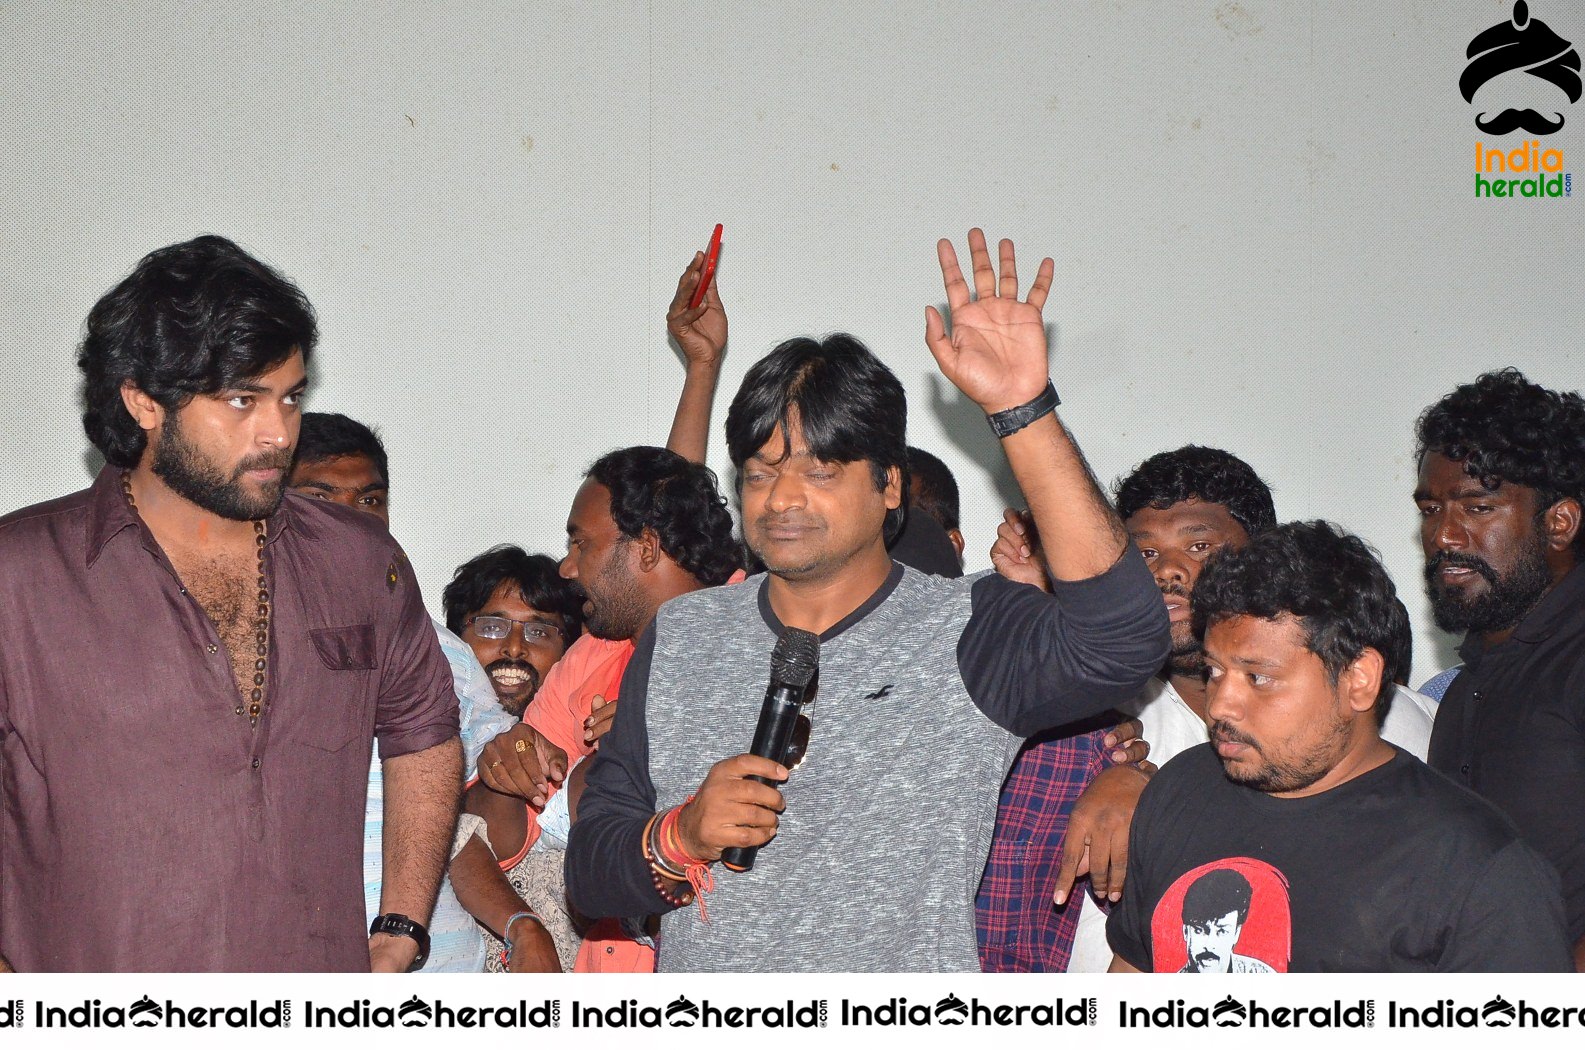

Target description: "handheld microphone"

left=719, top=627, right=819, bottom=873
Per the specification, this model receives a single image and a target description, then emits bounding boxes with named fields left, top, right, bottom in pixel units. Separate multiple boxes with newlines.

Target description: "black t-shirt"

left=1428, top=563, right=1585, bottom=942
left=1108, top=744, right=1572, bottom=972
left=887, top=510, right=963, bottom=578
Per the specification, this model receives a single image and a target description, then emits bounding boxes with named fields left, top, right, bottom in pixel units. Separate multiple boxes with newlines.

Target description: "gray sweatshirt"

left=568, top=554, right=1169, bottom=971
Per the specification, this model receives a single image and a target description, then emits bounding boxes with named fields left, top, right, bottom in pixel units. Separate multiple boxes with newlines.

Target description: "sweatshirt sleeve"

left=958, top=547, right=1170, bottom=737
left=565, top=623, right=681, bottom=920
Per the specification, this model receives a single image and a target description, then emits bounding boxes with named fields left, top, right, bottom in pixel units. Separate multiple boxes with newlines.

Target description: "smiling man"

left=289, top=415, right=564, bottom=972
left=441, top=547, right=581, bottom=716
left=1108, top=521, right=1569, bottom=972
left=0, top=236, right=461, bottom=972
left=568, top=231, right=1169, bottom=971
left=1415, top=369, right=1585, bottom=968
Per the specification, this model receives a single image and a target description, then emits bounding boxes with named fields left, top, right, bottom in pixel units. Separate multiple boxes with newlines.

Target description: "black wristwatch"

left=369, top=913, right=431, bottom=972
left=986, top=381, right=1061, bottom=438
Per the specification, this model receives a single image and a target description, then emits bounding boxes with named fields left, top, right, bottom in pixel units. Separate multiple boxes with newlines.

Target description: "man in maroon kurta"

left=0, top=236, right=460, bottom=971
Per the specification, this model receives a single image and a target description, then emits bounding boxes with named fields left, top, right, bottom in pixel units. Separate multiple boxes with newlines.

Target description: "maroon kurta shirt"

left=0, top=468, right=459, bottom=971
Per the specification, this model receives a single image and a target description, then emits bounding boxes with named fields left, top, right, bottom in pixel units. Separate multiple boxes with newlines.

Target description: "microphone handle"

left=719, top=682, right=805, bottom=873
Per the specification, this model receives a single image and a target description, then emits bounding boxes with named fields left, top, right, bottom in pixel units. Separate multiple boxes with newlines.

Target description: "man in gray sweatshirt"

left=567, top=230, right=1170, bottom=971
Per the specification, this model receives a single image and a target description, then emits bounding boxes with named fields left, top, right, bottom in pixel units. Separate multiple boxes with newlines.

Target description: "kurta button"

left=251, top=758, right=261, bottom=770
left=208, top=644, right=218, bottom=654
left=1460, top=764, right=1470, bottom=774
left=179, top=587, right=187, bottom=595
left=235, top=706, right=243, bottom=715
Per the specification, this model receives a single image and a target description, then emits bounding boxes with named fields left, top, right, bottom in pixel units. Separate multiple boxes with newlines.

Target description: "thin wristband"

left=504, top=909, right=541, bottom=937
left=986, top=381, right=1061, bottom=439
left=502, top=909, right=542, bottom=960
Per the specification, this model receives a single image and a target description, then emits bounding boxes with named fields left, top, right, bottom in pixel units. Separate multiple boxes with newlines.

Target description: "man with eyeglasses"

left=289, top=415, right=569, bottom=972
left=442, top=547, right=584, bottom=717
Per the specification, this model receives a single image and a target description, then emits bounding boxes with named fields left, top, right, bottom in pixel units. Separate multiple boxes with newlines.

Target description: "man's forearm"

left=566, top=809, right=671, bottom=920
left=665, top=359, right=723, bottom=463
left=449, top=834, right=535, bottom=939
left=380, top=737, right=464, bottom=923
left=1000, top=411, right=1127, bottom=581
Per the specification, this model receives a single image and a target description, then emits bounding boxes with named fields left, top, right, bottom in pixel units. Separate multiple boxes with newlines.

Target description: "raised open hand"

left=924, top=229, right=1054, bottom=414
left=667, top=250, right=727, bottom=368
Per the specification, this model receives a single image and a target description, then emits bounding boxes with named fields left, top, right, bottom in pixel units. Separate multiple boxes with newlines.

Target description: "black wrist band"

left=986, top=381, right=1060, bottom=439
left=370, top=913, right=431, bottom=972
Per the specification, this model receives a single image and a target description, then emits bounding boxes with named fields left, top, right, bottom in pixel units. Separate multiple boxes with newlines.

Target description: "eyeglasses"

left=783, top=712, right=813, bottom=772
left=464, top=616, right=563, bottom=646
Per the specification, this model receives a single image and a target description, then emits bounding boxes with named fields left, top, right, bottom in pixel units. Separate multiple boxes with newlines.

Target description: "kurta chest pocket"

left=310, top=623, right=378, bottom=670
left=299, top=623, right=378, bottom=753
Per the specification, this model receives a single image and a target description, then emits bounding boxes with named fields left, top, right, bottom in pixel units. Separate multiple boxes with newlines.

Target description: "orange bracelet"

left=642, top=812, right=694, bottom=907
left=656, top=798, right=715, bottom=922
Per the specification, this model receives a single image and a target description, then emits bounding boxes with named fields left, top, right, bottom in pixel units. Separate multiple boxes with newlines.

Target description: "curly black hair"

left=725, top=333, right=909, bottom=543
left=78, top=235, right=318, bottom=468
left=1115, top=445, right=1277, bottom=537
left=296, top=412, right=389, bottom=483
left=586, top=446, right=741, bottom=586
left=1192, top=520, right=1401, bottom=717
left=1384, top=596, right=1413, bottom=689
left=442, top=545, right=584, bottom=646
left=907, top=446, right=960, bottom=533
left=1416, top=368, right=1585, bottom=552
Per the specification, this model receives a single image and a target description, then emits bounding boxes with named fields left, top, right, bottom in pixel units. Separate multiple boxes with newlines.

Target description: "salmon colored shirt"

left=493, top=636, right=635, bottom=864
left=521, top=572, right=747, bottom=973
left=526, top=636, right=635, bottom=760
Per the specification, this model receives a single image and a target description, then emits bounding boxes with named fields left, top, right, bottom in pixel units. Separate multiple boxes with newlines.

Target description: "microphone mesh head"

left=771, top=628, right=820, bottom=687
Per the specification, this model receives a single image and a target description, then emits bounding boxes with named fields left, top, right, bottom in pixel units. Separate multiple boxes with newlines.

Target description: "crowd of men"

left=0, top=231, right=1581, bottom=973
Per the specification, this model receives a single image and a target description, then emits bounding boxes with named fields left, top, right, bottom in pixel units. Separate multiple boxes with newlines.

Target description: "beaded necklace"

left=123, top=470, right=271, bottom=726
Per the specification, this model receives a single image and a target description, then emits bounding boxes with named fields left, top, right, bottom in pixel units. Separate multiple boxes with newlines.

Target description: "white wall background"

left=2, top=0, right=1580, bottom=683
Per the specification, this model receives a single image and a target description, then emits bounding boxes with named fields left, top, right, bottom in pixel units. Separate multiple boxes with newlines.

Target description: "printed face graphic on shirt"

left=1183, top=907, right=1244, bottom=973
left=1152, top=858, right=1290, bottom=973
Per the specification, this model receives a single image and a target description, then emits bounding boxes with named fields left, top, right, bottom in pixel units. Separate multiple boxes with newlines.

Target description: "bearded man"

left=1415, top=369, right=1585, bottom=969
left=0, top=236, right=461, bottom=971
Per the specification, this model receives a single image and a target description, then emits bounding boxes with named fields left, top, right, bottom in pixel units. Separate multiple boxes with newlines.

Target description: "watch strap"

left=986, top=381, right=1061, bottom=439
left=370, top=912, right=431, bottom=972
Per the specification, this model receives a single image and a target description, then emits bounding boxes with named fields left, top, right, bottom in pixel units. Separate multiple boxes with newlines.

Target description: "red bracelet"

left=642, top=813, right=694, bottom=907
left=652, top=798, right=715, bottom=922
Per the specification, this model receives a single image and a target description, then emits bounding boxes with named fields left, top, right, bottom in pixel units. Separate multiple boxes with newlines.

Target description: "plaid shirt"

left=976, top=725, right=1113, bottom=972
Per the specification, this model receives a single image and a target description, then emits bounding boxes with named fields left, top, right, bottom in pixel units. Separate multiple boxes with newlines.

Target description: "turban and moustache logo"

left=1461, top=0, right=1581, bottom=134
